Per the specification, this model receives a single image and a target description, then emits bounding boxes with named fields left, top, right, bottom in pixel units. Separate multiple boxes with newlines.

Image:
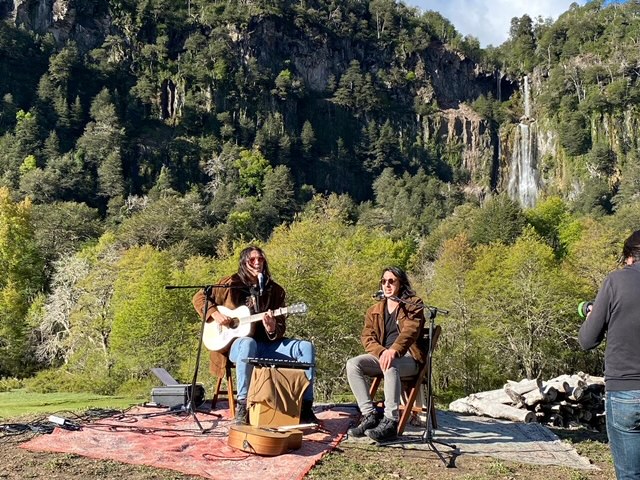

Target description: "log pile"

left=448, top=372, right=605, bottom=430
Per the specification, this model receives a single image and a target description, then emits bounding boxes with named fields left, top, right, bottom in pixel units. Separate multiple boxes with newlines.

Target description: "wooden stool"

left=212, top=362, right=236, bottom=417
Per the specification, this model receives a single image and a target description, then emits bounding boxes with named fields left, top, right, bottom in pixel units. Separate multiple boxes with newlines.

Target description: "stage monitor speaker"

left=151, top=384, right=205, bottom=408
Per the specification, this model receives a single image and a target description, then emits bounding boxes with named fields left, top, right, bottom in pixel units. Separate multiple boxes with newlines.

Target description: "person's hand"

left=379, top=348, right=398, bottom=371
left=262, top=310, right=276, bottom=334
left=212, top=310, right=232, bottom=326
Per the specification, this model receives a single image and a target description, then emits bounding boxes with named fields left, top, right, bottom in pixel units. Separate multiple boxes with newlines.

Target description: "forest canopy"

left=0, top=0, right=638, bottom=400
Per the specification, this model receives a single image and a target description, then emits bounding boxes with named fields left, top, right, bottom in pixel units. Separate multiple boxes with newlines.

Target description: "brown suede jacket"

left=192, top=273, right=286, bottom=378
left=361, top=295, right=426, bottom=365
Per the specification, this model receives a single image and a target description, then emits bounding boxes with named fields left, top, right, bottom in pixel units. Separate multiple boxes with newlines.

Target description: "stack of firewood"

left=448, top=372, right=605, bottom=430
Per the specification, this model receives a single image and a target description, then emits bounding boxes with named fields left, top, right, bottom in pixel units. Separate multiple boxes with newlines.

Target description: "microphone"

left=372, top=290, right=384, bottom=300
left=258, top=272, right=265, bottom=296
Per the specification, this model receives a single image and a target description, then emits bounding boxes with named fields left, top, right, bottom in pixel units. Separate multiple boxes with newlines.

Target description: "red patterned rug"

left=20, top=404, right=355, bottom=480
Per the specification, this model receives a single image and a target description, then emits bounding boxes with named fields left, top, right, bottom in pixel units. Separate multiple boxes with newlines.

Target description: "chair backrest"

left=416, top=324, right=441, bottom=386
left=418, top=324, right=441, bottom=356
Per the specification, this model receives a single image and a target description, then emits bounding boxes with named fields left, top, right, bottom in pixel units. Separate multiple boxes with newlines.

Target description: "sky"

left=403, top=0, right=622, bottom=48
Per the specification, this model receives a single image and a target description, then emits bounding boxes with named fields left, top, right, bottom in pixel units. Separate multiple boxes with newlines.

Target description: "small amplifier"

left=151, top=384, right=205, bottom=408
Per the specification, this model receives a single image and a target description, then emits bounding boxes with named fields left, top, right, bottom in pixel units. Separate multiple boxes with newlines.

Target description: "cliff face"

left=3, top=0, right=110, bottom=51
left=422, top=43, right=496, bottom=109
left=229, top=16, right=509, bottom=199
left=422, top=105, right=495, bottom=191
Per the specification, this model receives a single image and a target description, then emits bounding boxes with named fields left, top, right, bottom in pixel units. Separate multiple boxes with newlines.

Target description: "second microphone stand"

left=382, top=296, right=460, bottom=468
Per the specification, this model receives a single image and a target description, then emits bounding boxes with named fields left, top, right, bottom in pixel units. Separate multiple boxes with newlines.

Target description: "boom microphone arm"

left=388, top=295, right=449, bottom=318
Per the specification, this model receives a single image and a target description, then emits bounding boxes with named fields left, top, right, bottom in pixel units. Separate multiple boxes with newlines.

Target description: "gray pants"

left=346, top=353, right=419, bottom=420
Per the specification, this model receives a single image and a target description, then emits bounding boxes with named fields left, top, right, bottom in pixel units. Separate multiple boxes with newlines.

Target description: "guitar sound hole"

left=230, top=318, right=239, bottom=329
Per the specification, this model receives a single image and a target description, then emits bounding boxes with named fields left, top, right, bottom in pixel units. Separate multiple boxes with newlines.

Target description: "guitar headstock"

left=287, top=302, right=308, bottom=315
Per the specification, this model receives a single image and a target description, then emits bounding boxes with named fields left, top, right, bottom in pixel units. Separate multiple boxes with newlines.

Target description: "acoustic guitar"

left=228, top=424, right=303, bottom=456
left=202, top=303, right=308, bottom=351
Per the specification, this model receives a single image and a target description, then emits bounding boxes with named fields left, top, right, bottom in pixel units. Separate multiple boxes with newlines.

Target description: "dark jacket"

left=579, top=262, right=640, bottom=391
left=361, top=296, right=426, bottom=365
left=192, top=273, right=286, bottom=378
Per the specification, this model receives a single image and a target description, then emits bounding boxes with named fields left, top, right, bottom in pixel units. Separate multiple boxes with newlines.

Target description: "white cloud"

left=404, top=0, right=586, bottom=47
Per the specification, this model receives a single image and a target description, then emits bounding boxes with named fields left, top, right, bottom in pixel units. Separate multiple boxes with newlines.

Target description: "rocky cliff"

left=2, top=0, right=110, bottom=51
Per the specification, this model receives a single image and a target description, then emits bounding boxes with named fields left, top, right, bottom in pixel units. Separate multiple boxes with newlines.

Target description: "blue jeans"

left=228, top=337, right=315, bottom=402
left=606, top=390, right=640, bottom=479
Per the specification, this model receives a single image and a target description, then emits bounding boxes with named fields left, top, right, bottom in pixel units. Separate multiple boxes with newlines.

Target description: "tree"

left=76, top=88, right=125, bottom=204
left=30, top=201, right=103, bottom=270
left=470, top=194, right=525, bottom=246
left=508, top=15, right=536, bottom=72
left=524, top=196, right=569, bottom=255
left=115, top=191, right=216, bottom=254
left=613, top=152, right=640, bottom=207
left=234, top=149, right=271, bottom=197
left=562, top=216, right=619, bottom=291
left=588, top=142, right=616, bottom=176
left=97, top=150, right=125, bottom=199
left=467, top=228, right=585, bottom=380
left=0, top=188, right=44, bottom=377
left=109, top=246, right=196, bottom=383
left=430, top=234, right=499, bottom=397
left=300, top=120, right=315, bottom=156
left=558, top=111, right=591, bottom=156
left=368, top=119, right=400, bottom=172
left=416, top=203, right=480, bottom=261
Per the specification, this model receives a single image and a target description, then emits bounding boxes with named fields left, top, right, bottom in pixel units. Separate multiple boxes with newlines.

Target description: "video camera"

left=578, top=301, right=594, bottom=319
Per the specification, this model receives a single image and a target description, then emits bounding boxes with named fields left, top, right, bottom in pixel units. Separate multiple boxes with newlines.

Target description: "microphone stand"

left=381, top=295, right=460, bottom=468
left=161, top=283, right=244, bottom=432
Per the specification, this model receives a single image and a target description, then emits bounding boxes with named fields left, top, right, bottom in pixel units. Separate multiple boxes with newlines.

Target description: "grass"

left=0, top=389, right=143, bottom=420
left=0, top=389, right=616, bottom=480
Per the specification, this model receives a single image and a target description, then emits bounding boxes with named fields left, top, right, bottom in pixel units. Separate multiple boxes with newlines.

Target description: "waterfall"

left=506, top=75, right=539, bottom=208
left=508, top=122, right=539, bottom=208
left=523, top=75, right=531, bottom=119
left=496, top=70, right=502, bottom=102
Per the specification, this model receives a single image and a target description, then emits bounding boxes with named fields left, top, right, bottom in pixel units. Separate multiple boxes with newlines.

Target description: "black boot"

left=365, top=416, right=398, bottom=442
left=234, top=400, right=248, bottom=425
left=347, top=412, right=379, bottom=438
left=300, top=400, right=319, bottom=424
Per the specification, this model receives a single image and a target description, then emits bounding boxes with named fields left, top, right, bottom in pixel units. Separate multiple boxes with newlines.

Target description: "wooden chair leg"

left=211, top=366, right=236, bottom=418
left=227, top=369, right=235, bottom=418
left=397, top=385, right=421, bottom=435
left=211, top=377, right=223, bottom=408
left=369, top=376, right=382, bottom=397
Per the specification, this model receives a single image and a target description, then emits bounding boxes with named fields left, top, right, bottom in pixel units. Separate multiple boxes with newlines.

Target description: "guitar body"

left=228, top=425, right=301, bottom=456
left=202, top=305, right=254, bottom=351
left=202, top=303, right=308, bottom=352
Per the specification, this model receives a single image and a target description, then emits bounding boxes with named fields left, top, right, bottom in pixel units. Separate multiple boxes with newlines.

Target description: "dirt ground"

left=0, top=423, right=616, bottom=480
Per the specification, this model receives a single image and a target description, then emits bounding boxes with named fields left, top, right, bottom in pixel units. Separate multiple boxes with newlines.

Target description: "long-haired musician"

left=193, top=245, right=317, bottom=424
left=346, top=266, right=426, bottom=442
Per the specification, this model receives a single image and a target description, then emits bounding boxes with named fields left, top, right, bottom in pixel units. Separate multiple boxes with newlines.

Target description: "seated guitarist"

left=193, top=245, right=317, bottom=425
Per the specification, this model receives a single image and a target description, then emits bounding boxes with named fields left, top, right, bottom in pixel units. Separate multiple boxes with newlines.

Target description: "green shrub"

left=23, top=368, right=121, bottom=395
left=0, top=377, right=23, bottom=392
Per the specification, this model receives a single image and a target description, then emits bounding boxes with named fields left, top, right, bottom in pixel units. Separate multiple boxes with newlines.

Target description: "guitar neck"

left=243, top=307, right=287, bottom=325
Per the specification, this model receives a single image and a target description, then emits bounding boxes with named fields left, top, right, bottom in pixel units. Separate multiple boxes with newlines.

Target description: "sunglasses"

left=381, top=278, right=397, bottom=285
